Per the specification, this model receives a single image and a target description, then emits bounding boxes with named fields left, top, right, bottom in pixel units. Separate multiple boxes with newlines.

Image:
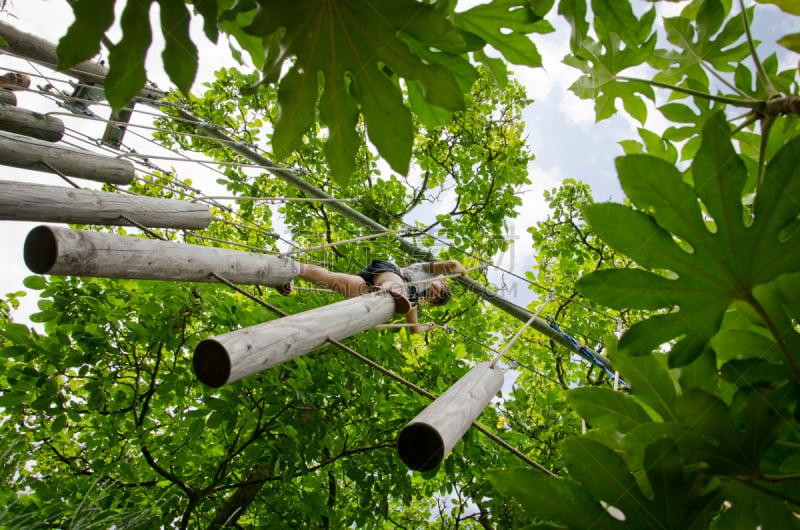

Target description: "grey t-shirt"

left=401, top=263, right=437, bottom=302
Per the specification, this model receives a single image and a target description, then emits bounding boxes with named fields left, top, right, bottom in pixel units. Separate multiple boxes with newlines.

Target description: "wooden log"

left=0, top=21, right=166, bottom=102
left=194, top=293, right=396, bottom=387
left=398, top=361, right=504, bottom=471
left=0, top=90, right=16, bottom=106
left=0, top=180, right=211, bottom=229
left=0, top=130, right=135, bottom=184
left=24, top=224, right=296, bottom=286
left=0, top=103, right=64, bottom=141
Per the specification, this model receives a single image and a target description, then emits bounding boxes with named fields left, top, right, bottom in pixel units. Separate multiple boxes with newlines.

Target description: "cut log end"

left=194, top=339, right=231, bottom=388
left=24, top=225, right=57, bottom=274
left=398, top=422, right=445, bottom=472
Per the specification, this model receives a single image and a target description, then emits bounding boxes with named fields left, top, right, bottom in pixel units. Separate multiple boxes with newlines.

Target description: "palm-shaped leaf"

left=577, top=111, right=800, bottom=366
left=234, top=0, right=470, bottom=183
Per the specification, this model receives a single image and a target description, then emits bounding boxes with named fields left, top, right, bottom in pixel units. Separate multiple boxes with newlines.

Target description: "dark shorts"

left=355, top=260, right=408, bottom=286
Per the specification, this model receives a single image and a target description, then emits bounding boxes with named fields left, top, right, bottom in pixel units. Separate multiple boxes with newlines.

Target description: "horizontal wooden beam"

left=193, top=292, right=396, bottom=387
left=398, top=362, right=504, bottom=471
left=0, top=103, right=64, bottom=141
left=24, top=225, right=296, bottom=286
left=0, top=180, right=210, bottom=229
left=0, top=21, right=166, bottom=102
left=0, top=130, right=134, bottom=184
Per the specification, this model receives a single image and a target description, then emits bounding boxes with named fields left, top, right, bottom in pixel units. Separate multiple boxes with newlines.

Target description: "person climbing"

left=296, top=259, right=468, bottom=333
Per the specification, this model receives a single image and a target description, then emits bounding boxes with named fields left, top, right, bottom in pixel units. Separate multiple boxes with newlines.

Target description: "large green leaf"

left=568, top=387, right=651, bottom=432
left=651, top=7, right=750, bottom=88
left=159, top=0, right=199, bottom=94
left=56, top=0, right=116, bottom=70
left=233, top=0, right=469, bottom=182
left=105, top=0, right=155, bottom=110
left=453, top=0, right=552, bottom=67
left=564, top=33, right=656, bottom=123
left=755, top=0, right=800, bottom=15
left=578, top=112, right=800, bottom=366
left=487, top=467, right=619, bottom=529
left=675, top=388, right=785, bottom=476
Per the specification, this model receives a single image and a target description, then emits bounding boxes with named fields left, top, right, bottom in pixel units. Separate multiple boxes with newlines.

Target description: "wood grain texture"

left=398, top=361, right=504, bottom=471
left=0, top=130, right=134, bottom=184
left=0, top=180, right=210, bottom=229
left=0, top=103, right=64, bottom=141
left=24, top=225, right=295, bottom=285
left=194, top=292, right=396, bottom=387
left=0, top=90, right=16, bottom=106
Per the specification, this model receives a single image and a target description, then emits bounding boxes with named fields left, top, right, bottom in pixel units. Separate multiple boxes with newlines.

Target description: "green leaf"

left=23, top=276, right=46, bottom=290
left=711, top=329, right=783, bottom=363
left=454, top=0, right=551, bottom=68
left=778, top=32, right=800, bottom=53
left=568, top=387, right=651, bottom=432
left=755, top=0, right=800, bottom=15
left=676, top=388, right=784, bottom=475
left=240, top=0, right=468, bottom=183
left=56, top=0, right=116, bottom=70
left=613, top=351, right=678, bottom=422
left=653, top=12, right=750, bottom=88
left=578, top=112, right=800, bottom=366
left=487, top=468, right=617, bottom=528
left=712, top=482, right=799, bottom=530
left=558, top=0, right=588, bottom=53
left=591, top=0, right=639, bottom=47
left=473, top=48, right=508, bottom=90
left=191, top=0, right=220, bottom=43
left=159, top=0, right=199, bottom=94
left=565, top=34, right=656, bottom=123
left=106, top=0, right=155, bottom=110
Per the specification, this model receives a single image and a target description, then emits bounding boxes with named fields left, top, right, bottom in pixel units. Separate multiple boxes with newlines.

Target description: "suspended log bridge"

left=0, top=180, right=210, bottom=229
left=0, top=90, right=16, bottom=106
left=24, top=224, right=295, bottom=286
left=0, top=103, right=64, bottom=141
left=398, top=361, right=504, bottom=471
left=194, top=293, right=397, bottom=387
left=0, top=131, right=134, bottom=184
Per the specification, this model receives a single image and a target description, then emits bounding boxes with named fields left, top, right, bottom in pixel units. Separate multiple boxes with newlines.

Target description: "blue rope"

left=547, top=318, right=630, bottom=392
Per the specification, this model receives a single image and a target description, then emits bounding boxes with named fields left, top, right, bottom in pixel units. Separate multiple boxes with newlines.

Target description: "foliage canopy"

left=1, top=0, right=799, bottom=528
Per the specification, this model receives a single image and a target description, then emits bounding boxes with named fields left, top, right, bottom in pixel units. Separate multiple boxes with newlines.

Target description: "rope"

left=191, top=196, right=360, bottom=203
left=39, top=160, right=81, bottom=189
left=403, top=264, right=488, bottom=287
left=206, top=272, right=553, bottom=475
left=490, top=292, right=555, bottom=368
left=278, top=229, right=406, bottom=258
left=11, top=56, right=593, bottom=472
left=183, top=231, right=275, bottom=254
left=547, top=317, right=629, bottom=391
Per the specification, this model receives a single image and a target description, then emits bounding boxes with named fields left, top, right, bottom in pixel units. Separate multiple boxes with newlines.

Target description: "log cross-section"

left=194, top=293, right=397, bottom=387
left=0, top=180, right=211, bottom=229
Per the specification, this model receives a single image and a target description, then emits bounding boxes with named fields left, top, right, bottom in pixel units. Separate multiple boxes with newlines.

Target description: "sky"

left=0, top=0, right=793, bottom=323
